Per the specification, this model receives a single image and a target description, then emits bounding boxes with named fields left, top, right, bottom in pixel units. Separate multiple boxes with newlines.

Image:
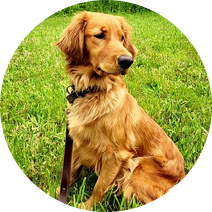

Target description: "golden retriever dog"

left=56, top=11, right=185, bottom=210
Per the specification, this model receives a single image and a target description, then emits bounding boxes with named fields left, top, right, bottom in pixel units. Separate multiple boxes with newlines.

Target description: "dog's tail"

left=163, top=185, right=212, bottom=212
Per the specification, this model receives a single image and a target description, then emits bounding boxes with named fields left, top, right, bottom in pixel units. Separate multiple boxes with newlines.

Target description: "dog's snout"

left=118, top=56, right=133, bottom=69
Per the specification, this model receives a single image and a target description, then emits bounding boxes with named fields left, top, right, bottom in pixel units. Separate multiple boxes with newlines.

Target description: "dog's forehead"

left=86, top=14, right=122, bottom=33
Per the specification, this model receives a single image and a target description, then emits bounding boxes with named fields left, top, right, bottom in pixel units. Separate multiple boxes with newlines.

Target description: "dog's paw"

left=78, top=202, right=88, bottom=210
left=56, top=185, right=60, bottom=196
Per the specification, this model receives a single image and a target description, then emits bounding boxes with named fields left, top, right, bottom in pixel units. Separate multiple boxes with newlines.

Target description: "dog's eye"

left=121, top=35, right=124, bottom=41
left=94, top=32, right=105, bottom=39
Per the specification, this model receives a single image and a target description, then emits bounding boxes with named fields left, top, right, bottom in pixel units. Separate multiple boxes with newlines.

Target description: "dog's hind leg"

left=124, top=156, right=181, bottom=212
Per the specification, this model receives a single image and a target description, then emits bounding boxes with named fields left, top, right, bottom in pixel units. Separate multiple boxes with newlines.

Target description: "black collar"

left=66, top=85, right=94, bottom=104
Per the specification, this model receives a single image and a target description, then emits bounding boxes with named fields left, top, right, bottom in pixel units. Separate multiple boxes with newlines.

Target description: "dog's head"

left=56, top=12, right=137, bottom=76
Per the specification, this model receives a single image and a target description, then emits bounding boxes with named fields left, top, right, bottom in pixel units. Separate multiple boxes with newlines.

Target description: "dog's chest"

left=72, top=124, right=111, bottom=149
left=70, top=115, right=126, bottom=151
left=70, top=125, right=108, bottom=169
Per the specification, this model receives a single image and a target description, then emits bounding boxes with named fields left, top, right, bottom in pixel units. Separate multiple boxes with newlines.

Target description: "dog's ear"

left=55, top=12, right=88, bottom=64
left=118, top=17, right=138, bottom=59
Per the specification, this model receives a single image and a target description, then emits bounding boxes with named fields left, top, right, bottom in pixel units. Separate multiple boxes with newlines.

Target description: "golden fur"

left=56, top=11, right=185, bottom=209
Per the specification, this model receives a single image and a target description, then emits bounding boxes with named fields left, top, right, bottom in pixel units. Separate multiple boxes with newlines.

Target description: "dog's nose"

left=118, top=56, right=133, bottom=69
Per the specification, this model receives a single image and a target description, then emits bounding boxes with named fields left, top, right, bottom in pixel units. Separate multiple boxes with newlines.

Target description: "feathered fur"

left=56, top=11, right=185, bottom=209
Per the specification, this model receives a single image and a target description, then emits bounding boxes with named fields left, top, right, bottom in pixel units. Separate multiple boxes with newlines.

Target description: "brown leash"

left=58, top=109, right=73, bottom=203
left=59, top=85, right=93, bottom=203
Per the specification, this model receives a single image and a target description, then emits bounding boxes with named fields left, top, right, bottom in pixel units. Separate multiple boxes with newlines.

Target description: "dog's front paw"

left=77, top=202, right=92, bottom=212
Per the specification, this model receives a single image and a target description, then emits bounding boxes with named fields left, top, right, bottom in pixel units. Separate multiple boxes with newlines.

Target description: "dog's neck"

left=66, top=64, right=127, bottom=92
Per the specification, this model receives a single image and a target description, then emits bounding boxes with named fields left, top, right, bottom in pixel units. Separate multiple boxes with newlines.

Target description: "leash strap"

left=58, top=110, right=73, bottom=203
left=59, top=84, right=93, bottom=203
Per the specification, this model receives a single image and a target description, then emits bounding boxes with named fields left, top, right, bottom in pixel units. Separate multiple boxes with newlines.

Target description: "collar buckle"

left=66, top=85, right=78, bottom=104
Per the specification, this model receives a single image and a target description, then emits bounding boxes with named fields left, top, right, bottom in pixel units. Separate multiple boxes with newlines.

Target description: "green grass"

left=0, top=6, right=211, bottom=211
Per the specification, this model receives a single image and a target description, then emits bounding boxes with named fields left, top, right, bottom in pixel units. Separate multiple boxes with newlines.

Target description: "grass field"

left=0, top=4, right=212, bottom=211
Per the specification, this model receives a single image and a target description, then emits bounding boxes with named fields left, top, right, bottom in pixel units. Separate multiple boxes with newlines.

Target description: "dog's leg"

left=70, top=155, right=83, bottom=183
left=81, top=154, right=123, bottom=210
left=124, top=156, right=185, bottom=204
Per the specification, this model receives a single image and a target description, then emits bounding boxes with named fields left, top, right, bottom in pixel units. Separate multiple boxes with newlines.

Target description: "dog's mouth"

left=95, top=66, right=128, bottom=76
left=94, top=67, right=106, bottom=76
left=120, top=69, right=128, bottom=75
left=96, top=67, right=102, bottom=72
